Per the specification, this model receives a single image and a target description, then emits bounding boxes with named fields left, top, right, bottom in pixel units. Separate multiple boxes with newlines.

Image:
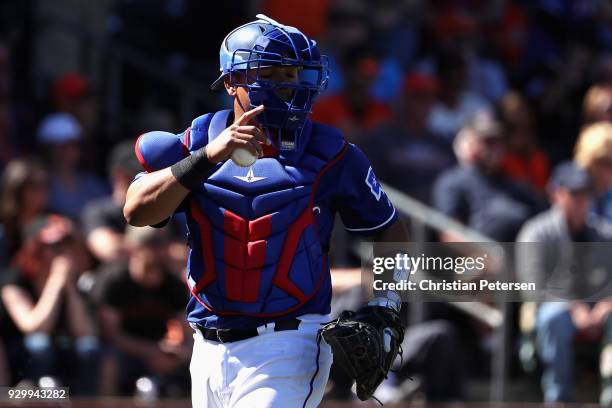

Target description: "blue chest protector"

left=139, top=110, right=347, bottom=318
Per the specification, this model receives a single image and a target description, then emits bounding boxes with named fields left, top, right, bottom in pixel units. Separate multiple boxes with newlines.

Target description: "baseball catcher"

left=124, top=14, right=409, bottom=407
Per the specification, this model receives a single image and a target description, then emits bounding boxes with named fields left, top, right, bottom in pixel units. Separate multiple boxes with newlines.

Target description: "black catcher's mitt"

left=320, top=305, right=405, bottom=401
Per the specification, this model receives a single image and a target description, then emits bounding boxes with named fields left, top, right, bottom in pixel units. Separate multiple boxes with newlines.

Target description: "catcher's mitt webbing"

left=321, top=306, right=404, bottom=402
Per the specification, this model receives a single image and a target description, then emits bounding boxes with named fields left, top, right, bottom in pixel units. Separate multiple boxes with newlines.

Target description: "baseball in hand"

left=231, top=148, right=257, bottom=167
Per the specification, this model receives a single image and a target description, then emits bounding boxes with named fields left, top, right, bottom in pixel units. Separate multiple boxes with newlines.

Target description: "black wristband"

left=170, top=146, right=216, bottom=189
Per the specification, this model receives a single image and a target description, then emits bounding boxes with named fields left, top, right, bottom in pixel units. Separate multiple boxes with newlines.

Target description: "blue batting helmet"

left=210, top=14, right=329, bottom=151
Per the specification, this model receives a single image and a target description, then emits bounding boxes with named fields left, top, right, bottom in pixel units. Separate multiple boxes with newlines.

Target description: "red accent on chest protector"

left=223, top=211, right=272, bottom=302
left=190, top=201, right=216, bottom=292
left=272, top=206, right=313, bottom=302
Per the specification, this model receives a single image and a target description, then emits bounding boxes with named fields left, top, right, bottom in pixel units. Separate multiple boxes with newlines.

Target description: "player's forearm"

left=123, top=168, right=189, bottom=227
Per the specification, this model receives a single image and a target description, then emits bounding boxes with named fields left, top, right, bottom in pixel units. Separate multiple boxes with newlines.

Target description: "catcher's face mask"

left=211, top=14, right=329, bottom=152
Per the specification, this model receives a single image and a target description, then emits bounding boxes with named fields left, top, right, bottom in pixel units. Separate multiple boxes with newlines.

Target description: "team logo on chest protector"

left=234, top=167, right=266, bottom=183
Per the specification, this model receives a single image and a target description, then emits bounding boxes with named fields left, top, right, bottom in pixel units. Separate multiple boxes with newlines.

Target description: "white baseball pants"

left=190, top=314, right=333, bottom=408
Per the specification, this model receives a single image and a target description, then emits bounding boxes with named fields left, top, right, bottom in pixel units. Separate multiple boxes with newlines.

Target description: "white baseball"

left=231, top=148, right=257, bottom=167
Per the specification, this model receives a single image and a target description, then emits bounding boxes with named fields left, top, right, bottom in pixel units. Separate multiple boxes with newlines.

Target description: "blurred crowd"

left=0, top=0, right=612, bottom=404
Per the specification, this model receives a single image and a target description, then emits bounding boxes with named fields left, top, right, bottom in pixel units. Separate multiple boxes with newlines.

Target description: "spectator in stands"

left=319, top=0, right=370, bottom=82
left=574, top=122, right=612, bottom=224
left=362, top=72, right=454, bottom=204
left=433, top=11, right=509, bottom=103
left=426, top=52, right=490, bottom=141
left=310, top=45, right=392, bottom=144
left=52, top=73, right=98, bottom=138
left=488, top=2, right=529, bottom=69
left=37, top=112, right=108, bottom=221
left=0, top=158, right=48, bottom=266
left=0, top=215, right=99, bottom=393
left=500, top=91, right=550, bottom=194
left=583, top=84, right=612, bottom=125
left=368, top=0, right=424, bottom=70
left=516, top=162, right=612, bottom=404
left=51, top=72, right=102, bottom=172
left=525, top=36, right=596, bottom=161
left=433, top=110, right=543, bottom=242
left=82, top=140, right=140, bottom=263
left=82, top=139, right=188, bottom=271
left=316, top=0, right=410, bottom=105
left=93, top=226, right=190, bottom=397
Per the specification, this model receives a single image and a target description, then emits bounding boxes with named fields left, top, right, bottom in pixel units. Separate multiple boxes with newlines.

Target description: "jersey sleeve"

left=334, top=144, right=397, bottom=235
left=134, top=130, right=188, bottom=173
left=133, top=130, right=190, bottom=221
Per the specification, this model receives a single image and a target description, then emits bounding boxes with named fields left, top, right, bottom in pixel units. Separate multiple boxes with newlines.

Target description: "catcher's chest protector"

left=185, top=110, right=346, bottom=317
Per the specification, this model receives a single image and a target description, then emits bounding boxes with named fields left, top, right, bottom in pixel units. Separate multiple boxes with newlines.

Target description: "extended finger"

left=236, top=104, right=265, bottom=126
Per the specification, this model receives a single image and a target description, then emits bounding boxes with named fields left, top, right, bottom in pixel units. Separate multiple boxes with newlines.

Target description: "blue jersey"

left=135, top=110, right=396, bottom=329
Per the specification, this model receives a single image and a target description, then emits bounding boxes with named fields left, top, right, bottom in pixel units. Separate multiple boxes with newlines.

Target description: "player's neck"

left=232, top=98, right=247, bottom=124
left=231, top=108, right=241, bottom=124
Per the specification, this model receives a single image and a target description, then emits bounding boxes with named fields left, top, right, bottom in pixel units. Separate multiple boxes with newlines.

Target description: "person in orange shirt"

left=310, top=46, right=392, bottom=145
left=500, top=91, right=550, bottom=193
